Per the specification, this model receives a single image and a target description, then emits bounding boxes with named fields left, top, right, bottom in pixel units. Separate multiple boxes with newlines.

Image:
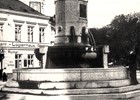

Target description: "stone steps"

left=5, top=79, right=131, bottom=90
left=2, top=79, right=140, bottom=100
left=2, top=84, right=140, bottom=96
left=2, top=85, right=140, bottom=100
left=38, top=79, right=131, bottom=89
left=2, top=68, right=139, bottom=100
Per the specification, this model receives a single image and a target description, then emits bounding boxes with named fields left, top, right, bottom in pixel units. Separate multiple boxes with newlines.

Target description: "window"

left=28, top=26, right=34, bottom=42
left=29, top=2, right=41, bottom=12
left=15, top=25, right=21, bottom=41
left=0, top=24, right=3, bottom=34
left=0, top=24, right=3, bottom=39
left=28, top=54, right=34, bottom=67
left=24, top=59, right=27, bottom=67
left=24, top=54, right=34, bottom=67
left=15, top=54, right=22, bottom=68
left=80, top=4, right=87, bottom=18
left=39, top=27, right=45, bottom=42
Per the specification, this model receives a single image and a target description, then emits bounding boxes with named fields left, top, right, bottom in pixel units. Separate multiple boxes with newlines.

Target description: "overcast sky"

left=44, top=0, right=140, bottom=28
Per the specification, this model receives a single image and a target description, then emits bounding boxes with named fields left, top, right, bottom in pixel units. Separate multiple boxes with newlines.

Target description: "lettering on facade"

left=9, top=61, right=13, bottom=63
left=8, top=61, right=15, bottom=67
left=8, top=64, right=15, bottom=67
left=0, top=41, right=48, bottom=48
left=0, top=42, right=7, bottom=46
left=38, top=44, right=48, bottom=47
left=12, top=42, right=36, bottom=48
left=8, top=50, right=18, bottom=54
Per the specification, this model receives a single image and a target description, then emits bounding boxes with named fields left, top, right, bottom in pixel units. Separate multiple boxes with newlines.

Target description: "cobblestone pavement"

left=0, top=92, right=70, bottom=100
left=0, top=93, right=48, bottom=100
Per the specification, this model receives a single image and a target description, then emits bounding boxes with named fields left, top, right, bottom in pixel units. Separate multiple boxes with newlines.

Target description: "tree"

left=89, top=12, right=140, bottom=65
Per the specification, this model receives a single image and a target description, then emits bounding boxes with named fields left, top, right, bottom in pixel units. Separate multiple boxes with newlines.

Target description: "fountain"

left=3, top=0, right=140, bottom=100
left=46, top=0, right=108, bottom=68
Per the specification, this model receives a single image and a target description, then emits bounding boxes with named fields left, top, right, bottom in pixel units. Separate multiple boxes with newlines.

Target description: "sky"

left=44, top=0, right=140, bottom=28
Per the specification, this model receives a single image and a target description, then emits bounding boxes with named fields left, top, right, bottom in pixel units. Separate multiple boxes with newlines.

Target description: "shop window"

left=39, top=27, right=45, bottom=43
left=15, top=54, right=22, bottom=68
left=15, top=25, right=21, bottom=41
left=80, top=4, right=87, bottom=18
left=28, top=26, right=34, bottom=42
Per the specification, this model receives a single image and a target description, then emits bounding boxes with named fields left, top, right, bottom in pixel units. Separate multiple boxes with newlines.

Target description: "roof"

left=0, top=0, right=43, bottom=16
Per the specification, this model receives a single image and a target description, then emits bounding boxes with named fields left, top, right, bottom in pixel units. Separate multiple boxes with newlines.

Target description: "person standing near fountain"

left=128, top=44, right=140, bottom=85
left=2, top=67, right=7, bottom=82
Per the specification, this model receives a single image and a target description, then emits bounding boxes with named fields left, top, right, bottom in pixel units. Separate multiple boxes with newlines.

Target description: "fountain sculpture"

left=46, top=0, right=107, bottom=68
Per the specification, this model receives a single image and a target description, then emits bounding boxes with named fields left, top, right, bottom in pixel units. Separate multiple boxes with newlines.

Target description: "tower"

left=54, top=0, right=89, bottom=45
left=46, top=0, right=97, bottom=68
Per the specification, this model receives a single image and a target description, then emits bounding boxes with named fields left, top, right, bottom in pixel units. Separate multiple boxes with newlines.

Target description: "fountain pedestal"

left=11, top=68, right=129, bottom=88
left=3, top=67, right=140, bottom=100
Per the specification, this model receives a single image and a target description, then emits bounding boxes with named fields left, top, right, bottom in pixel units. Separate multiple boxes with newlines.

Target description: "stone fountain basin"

left=13, top=67, right=128, bottom=82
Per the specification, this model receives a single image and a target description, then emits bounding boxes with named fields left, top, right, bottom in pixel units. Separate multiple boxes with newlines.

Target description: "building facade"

left=0, top=0, right=54, bottom=74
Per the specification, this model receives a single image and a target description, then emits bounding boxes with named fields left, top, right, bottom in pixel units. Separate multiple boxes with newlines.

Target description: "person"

left=2, top=67, right=7, bottom=82
left=128, top=44, right=140, bottom=85
left=2, top=72, right=7, bottom=82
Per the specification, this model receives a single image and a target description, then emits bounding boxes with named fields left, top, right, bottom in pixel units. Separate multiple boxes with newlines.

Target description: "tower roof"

left=0, top=0, right=43, bottom=15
